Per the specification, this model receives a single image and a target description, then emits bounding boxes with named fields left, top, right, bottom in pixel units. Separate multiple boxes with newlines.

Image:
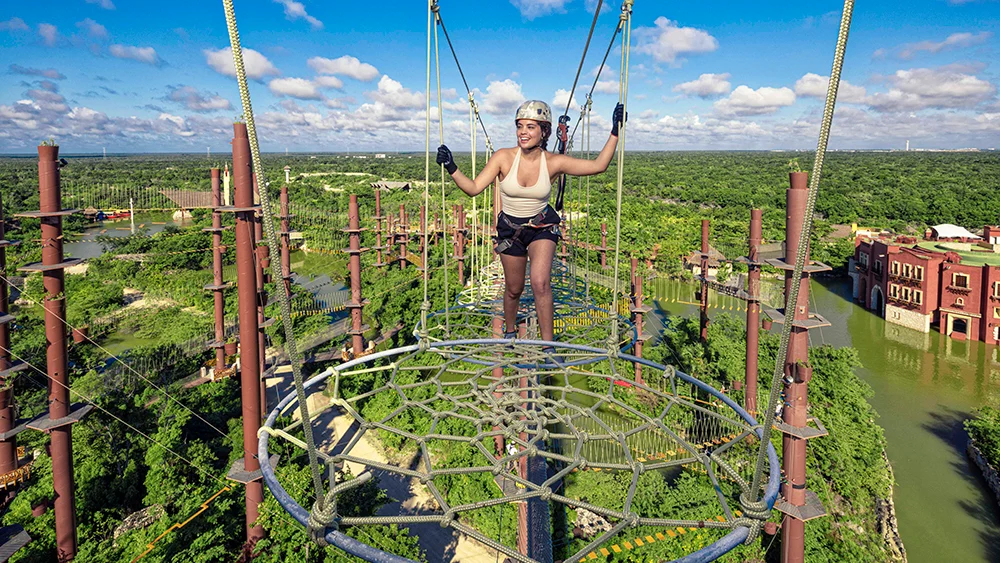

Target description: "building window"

left=902, top=287, right=911, bottom=301
left=915, top=290, right=923, bottom=305
left=889, top=284, right=899, bottom=298
left=860, top=253, right=869, bottom=267
left=953, top=273, right=969, bottom=288
left=915, top=266, right=924, bottom=281
left=994, top=281, right=1000, bottom=298
left=995, top=307, right=1000, bottom=319
left=891, top=261, right=900, bottom=275
left=957, top=297, right=965, bottom=306
left=874, top=260, right=883, bottom=274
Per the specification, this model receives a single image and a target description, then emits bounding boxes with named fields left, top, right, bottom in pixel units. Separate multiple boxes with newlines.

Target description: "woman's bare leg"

left=527, top=239, right=557, bottom=342
left=500, top=253, right=527, bottom=334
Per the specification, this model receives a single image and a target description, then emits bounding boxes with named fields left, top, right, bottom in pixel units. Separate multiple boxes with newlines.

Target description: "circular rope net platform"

left=259, top=340, right=779, bottom=563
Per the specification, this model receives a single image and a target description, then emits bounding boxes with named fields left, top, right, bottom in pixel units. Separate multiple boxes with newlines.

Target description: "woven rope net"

left=259, top=341, right=779, bottom=563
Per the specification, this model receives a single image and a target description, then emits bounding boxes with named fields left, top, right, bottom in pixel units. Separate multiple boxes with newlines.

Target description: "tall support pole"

left=206, top=169, right=227, bottom=374
left=373, top=188, right=386, bottom=267
left=700, top=219, right=710, bottom=342
left=345, top=195, right=367, bottom=358
left=599, top=223, right=608, bottom=270
left=0, top=193, right=18, bottom=476
left=778, top=171, right=828, bottom=563
left=231, top=124, right=264, bottom=546
left=630, top=258, right=650, bottom=386
left=745, top=209, right=763, bottom=415
left=456, top=204, right=465, bottom=285
left=39, top=144, right=77, bottom=561
left=279, top=186, right=292, bottom=299
left=398, top=204, right=407, bottom=270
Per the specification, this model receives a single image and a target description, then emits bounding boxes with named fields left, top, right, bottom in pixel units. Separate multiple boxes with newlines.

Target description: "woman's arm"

left=548, top=103, right=626, bottom=178
left=437, top=145, right=503, bottom=197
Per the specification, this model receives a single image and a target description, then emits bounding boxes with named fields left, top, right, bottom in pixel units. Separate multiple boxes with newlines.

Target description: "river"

left=650, top=276, right=1000, bottom=562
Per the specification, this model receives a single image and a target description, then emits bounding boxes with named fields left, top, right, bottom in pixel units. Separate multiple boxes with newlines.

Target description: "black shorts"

left=495, top=206, right=561, bottom=257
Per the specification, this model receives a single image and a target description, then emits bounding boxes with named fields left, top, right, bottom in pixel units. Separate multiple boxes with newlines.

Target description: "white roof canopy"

left=931, top=224, right=981, bottom=239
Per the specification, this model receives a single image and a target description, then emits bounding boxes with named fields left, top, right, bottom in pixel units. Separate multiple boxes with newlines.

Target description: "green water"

left=649, top=276, right=1000, bottom=562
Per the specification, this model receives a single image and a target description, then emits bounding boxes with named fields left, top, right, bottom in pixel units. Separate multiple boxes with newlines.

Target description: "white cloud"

left=509, top=0, right=569, bottom=20
left=635, top=17, right=718, bottom=64
left=898, top=31, right=992, bottom=60
left=593, top=81, right=620, bottom=95
left=76, top=18, right=108, bottom=40
left=204, top=47, right=280, bottom=80
left=0, top=18, right=29, bottom=33
left=367, top=75, right=423, bottom=108
left=38, top=24, right=59, bottom=46
left=110, top=44, right=162, bottom=66
left=314, top=75, right=344, bottom=90
left=85, top=0, right=116, bottom=9
left=868, top=65, right=996, bottom=112
left=714, top=85, right=796, bottom=116
left=794, top=73, right=867, bottom=104
left=552, top=89, right=580, bottom=113
left=274, top=0, right=323, bottom=30
left=269, top=78, right=323, bottom=100
left=476, top=79, right=525, bottom=116
left=307, top=55, right=379, bottom=81
left=166, top=85, right=231, bottom=112
left=673, top=73, right=731, bottom=98
left=9, top=65, right=65, bottom=80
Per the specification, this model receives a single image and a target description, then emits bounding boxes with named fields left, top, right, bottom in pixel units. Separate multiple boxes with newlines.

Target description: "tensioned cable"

left=568, top=21, right=622, bottom=146
left=433, top=3, right=452, bottom=336
left=608, top=1, right=632, bottom=350
left=435, top=10, right=494, bottom=152
left=0, top=273, right=232, bottom=442
left=420, top=0, right=434, bottom=339
left=563, top=0, right=605, bottom=118
left=222, top=0, right=326, bottom=514
left=750, top=0, right=855, bottom=498
left=0, top=343, right=227, bottom=485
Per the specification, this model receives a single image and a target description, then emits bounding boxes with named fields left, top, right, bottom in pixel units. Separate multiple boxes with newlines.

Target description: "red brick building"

left=851, top=228, right=1000, bottom=344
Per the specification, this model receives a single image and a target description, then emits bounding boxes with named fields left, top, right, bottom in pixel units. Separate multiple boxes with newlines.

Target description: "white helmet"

left=515, top=100, right=552, bottom=124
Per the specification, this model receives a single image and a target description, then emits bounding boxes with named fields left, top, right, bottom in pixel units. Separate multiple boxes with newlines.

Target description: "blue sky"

left=0, top=0, right=998, bottom=153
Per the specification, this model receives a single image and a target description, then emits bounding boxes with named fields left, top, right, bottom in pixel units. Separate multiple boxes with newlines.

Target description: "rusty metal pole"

left=208, top=169, right=227, bottom=373
left=0, top=192, right=18, bottom=476
left=232, top=124, right=264, bottom=545
left=39, top=144, right=78, bottom=561
left=745, top=209, right=763, bottom=415
left=279, top=186, right=292, bottom=299
left=399, top=204, right=407, bottom=270
left=345, top=195, right=366, bottom=357
left=700, top=219, right=710, bottom=342
left=781, top=172, right=812, bottom=563
left=373, top=189, right=386, bottom=267
left=630, top=258, right=649, bottom=385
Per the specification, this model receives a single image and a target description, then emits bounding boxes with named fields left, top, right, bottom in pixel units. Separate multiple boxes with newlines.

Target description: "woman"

left=436, top=99, right=625, bottom=362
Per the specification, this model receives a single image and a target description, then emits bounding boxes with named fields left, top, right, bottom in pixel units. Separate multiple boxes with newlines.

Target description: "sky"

left=0, top=0, right=998, bottom=153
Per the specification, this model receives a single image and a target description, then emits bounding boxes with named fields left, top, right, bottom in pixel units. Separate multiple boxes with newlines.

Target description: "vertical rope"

left=420, top=0, right=433, bottom=338
left=433, top=5, right=450, bottom=335
left=609, top=1, right=632, bottom=351
left=750, top=0, right=855, bottom=498
left=470, top=96, right=478, bottom=292
left=584, top=96, right=592, bottom=302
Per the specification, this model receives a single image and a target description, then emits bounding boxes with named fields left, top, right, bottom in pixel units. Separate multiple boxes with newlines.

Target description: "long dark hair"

left=539, top=122, right=551, bottom=151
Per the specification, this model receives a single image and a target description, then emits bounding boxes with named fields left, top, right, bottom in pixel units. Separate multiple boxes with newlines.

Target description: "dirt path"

left=265, top=374, right=502, bottom=562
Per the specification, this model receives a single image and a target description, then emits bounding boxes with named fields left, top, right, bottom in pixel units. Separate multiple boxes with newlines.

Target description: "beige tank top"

left=499, top=149, right=551, bottom=218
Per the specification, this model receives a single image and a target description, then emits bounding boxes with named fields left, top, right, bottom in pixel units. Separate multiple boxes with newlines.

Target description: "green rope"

left=221, top=0, right=326, bottom=518
left=750, top=0, right=855, bottom=499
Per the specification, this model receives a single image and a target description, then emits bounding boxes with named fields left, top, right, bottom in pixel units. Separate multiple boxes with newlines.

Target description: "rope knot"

left=540, top=487, right=553, bottom=501
left=308, top=497, right=338, bottom=547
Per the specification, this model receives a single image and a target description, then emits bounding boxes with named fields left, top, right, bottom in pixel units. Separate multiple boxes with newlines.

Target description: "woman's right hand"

left=436, top=144, right=458, bottom=174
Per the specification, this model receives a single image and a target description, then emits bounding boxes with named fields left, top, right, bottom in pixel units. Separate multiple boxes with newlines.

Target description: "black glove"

left=436, top=144, right=458, bottom=175
left=611, top=103, right=627, bottom=137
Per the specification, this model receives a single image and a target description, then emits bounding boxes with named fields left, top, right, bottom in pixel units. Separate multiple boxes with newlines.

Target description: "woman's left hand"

left=611, top=103, right=627, bottom=136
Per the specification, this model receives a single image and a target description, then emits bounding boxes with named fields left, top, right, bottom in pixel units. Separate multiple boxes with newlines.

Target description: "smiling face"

left=516, top=119, right=544, bottom=150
